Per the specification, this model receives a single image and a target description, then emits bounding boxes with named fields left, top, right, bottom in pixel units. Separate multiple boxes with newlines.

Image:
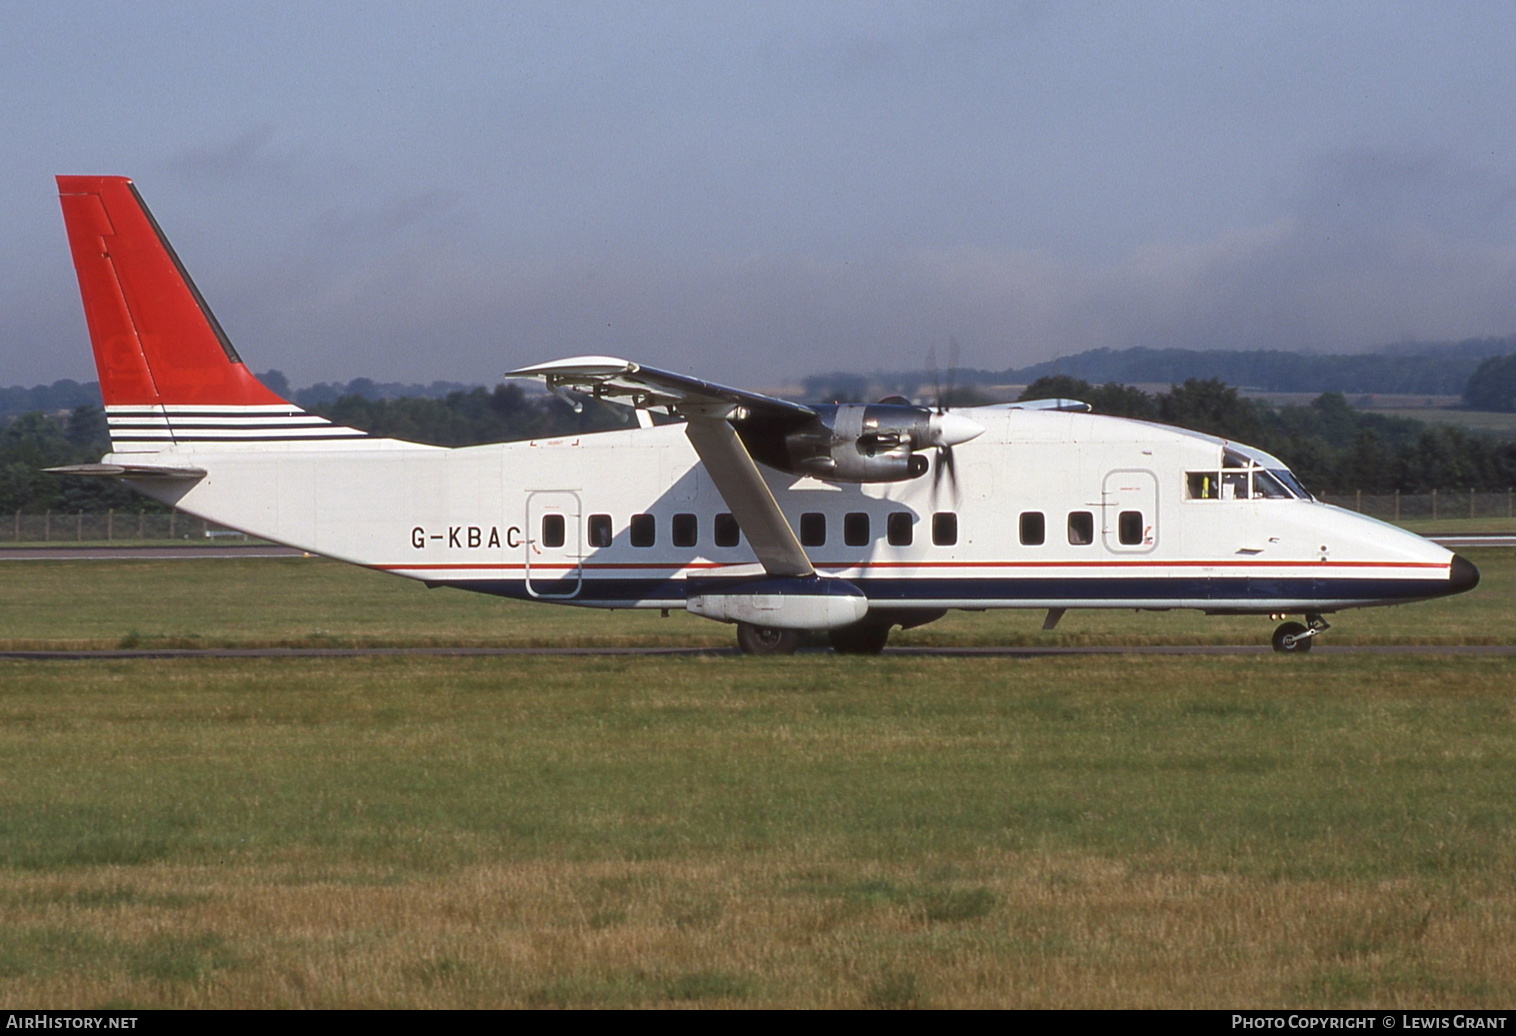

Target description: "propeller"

left=927, top=337, right=971, bottom=505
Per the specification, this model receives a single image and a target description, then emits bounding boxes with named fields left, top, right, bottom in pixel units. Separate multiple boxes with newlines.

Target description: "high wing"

left=504, top=356, right=817, bottom=424
left=44, top=463, right=207, bottom=480
left=506, top=356, right=818, bottom=577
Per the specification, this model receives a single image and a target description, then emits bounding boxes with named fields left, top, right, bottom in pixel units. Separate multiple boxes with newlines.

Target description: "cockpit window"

left=1188, top=472, right=1218, bottom=500
left=1252, top=470, right=1294, bottom=500
left=1269, top=469, right=1313, bottom=500
left=1187, top=464, right=1311, bottom=501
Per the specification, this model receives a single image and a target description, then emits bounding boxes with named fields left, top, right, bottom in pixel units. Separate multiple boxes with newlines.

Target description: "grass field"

left=1361, top=407, right=1516, bottom=435
left=1, top=554, right=1514, bottom=1008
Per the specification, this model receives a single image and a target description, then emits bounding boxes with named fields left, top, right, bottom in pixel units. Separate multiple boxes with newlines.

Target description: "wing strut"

left=682, top=411, right=814, bottom=578
left=505, top=355, right=819, bottom=579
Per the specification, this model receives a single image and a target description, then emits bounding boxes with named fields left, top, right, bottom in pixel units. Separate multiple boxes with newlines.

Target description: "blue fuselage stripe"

left=437, top=573, right=1454, bottom=607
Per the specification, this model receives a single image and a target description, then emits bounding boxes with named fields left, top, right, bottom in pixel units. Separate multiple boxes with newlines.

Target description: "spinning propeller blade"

left=927, top=337, right=970, bottom=505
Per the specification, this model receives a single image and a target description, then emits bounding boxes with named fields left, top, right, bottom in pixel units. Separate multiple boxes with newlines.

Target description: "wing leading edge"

left=504, top=356, right=816, bottom=423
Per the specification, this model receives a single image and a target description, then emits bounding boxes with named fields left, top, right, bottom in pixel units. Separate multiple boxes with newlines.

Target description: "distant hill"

left=802, top=336, right=1516, bottom=400
left=990, top=338, right=1516, bottom=395
left=11, top=334, right=1516, bottom=422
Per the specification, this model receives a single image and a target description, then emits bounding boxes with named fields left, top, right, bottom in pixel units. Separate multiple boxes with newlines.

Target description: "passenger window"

left=629, top=513, right=656, bottom=547
left=887, top=512, right=913, bottom=546
left=844, top=512, right=870, bottom=546
left=541, top=513, right=565, bottom=548
left=800, top=512, right=826, bottom=547
left=714, top=512, right=741, bottom=547
left=587, top=514, right=612, bottom=548
left=1118, top=510, right=1144, bottom=545
left=932, top=512, right=958, bottom=546
left=1020, top=511, right=1045, bottom=546
left=1067, top=511, right=1093, bottom=545
left=672, top=513, right=697, bottom=547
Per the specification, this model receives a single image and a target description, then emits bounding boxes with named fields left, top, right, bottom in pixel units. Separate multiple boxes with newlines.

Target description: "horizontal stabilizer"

left=45, top=463, right=207, bottom=480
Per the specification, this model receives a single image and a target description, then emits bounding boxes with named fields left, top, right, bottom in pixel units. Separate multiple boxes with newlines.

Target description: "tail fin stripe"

left=106, top=433, right=372, bottom=443
left=105, top=404, right=324, bottom=415
left=106, top=413, right=363, bottom=428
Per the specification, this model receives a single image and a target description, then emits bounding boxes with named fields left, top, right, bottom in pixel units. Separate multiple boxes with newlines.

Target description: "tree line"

left=1020, top=376, right=1516, bottom=494
left=0, top=372, right=483, bottom=422
left=5, top=377, right=1516, bottom=514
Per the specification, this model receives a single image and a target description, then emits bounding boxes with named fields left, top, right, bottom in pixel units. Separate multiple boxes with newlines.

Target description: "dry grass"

left=1, top=653, right=1514, bottom=1007
left=3, top=855, right=1512, bottom=1009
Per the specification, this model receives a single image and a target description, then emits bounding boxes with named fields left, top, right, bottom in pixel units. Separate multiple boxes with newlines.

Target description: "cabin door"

left=1102, top=470, right=1158, bottom=553
left=524, top=490, right=583, bottom=599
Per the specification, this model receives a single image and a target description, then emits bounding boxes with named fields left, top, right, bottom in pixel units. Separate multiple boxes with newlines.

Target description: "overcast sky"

left=4, top=1, right=1515, bottom=390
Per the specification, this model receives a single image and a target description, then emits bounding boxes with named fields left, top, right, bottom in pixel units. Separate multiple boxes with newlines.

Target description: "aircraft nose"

left=1449, top=554, right=1480, bottom=595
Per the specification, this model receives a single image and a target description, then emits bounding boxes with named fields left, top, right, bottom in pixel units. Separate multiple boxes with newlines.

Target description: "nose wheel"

left=1272, top=614, right=1330, bottom=653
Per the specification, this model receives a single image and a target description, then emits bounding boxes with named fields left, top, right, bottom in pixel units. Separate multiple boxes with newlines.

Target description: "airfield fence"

left=1318, top=490, right=1516, bottom=522
left=8, top=493, right=1516, bottom=545
left=8, top=511, right=248, bottom=543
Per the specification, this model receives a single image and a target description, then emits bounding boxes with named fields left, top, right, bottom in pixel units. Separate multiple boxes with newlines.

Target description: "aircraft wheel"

left=736, top=623, right=800, bottom=656
left=1272, top=621, right=1312, bottom=654
left=828, top=623, right=890, bottom=655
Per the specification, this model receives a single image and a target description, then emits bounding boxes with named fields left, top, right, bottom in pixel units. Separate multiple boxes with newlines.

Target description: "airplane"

left=50, top=175, right=1479, bottom=655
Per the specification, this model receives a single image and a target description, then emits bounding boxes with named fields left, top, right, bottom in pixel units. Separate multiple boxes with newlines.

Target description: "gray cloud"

left=194, top=191, right=1516, bottom=393
left=13, top=4, right=1516, bottom=393
left=165, top=125, right=291, bottom=185
left=1287, top=146, right=1516, bottom=245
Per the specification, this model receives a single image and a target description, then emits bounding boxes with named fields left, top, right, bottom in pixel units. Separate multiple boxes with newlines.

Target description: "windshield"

left=1268, top=469, right=1313, bottom=500
left=1187, top=463, right=1313, bottom=501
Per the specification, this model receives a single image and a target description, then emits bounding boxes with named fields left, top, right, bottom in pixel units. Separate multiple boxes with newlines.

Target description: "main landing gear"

left=1272, top=614, right=1330, bottom=654
left=827, top=622, right=891, bottom=656
left=733, top=621, right=894, bottom=656
left=735, top=622, right=800, bottom=656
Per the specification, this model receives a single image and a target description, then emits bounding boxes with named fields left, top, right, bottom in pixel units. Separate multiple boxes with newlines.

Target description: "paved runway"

left=1420, top=534, right=1516, bottom=547
left=0, top=544, right=307, bottom=560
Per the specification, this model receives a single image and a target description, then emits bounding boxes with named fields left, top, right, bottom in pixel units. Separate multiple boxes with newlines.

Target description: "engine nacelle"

left=784, top=404, right=936, bottom=483
left=734, top=402, right=984, bottom=483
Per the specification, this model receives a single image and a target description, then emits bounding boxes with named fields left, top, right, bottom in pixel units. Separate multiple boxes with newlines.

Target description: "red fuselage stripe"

left=373, top=559, right=1449, bottom=574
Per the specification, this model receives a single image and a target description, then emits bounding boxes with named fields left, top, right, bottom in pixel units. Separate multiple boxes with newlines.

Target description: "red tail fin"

left=56, top=176, right=286, bottom=408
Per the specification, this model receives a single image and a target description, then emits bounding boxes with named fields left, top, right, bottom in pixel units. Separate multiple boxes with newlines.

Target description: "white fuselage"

left=118, top=407, right=1458, bottom=617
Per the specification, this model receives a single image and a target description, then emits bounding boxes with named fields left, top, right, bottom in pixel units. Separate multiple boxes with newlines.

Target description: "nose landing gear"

left=1272, top=614, right=1330, bottom=653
